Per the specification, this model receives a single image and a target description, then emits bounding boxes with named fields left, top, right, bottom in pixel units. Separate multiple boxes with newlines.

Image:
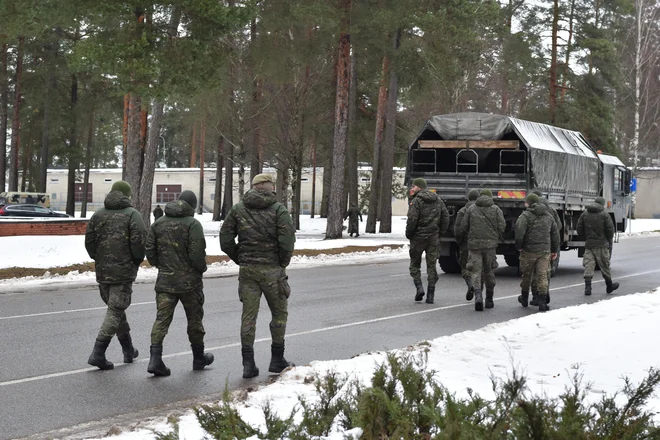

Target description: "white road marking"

left=1, top=268, right=659, bottom=387
left=0, top=301, right=156, bottom=321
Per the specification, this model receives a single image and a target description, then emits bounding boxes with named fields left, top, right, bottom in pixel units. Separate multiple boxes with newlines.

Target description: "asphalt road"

left=1, top=236, right=659, bottom=439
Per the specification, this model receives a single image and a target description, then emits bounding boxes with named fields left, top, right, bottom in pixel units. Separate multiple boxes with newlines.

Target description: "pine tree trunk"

left=20, top=132, right=30, bottom=192
left=199, top=120, right=206, bottom=214
left=347, top=50, right=359, bottom=208
left=190, top=122, right=197, bottom=168
left=321, top=150, right=331, bottom=218
left=81, top=109, right=94, bottom=218
left=122, top=94, right=129, bottom=180
left=292, top=152, right=303, bottom=230
left=379, top=30, right=400, bottom=234
left=8, top=36, right=25, bottom=192
left=65, top=74, right=78, bottom=216
left=501, top=0, right=513, bottom=114
left=365, top=54, right=389, bottom=234
left=39, top=35, right=59, bottom=193
left=237, top=141, right=245, bottom=198
left=221, top=137, right=233, bottom=219
left=631, top=0, right=643, bottom=171
left=311, top=136, right=317, bottom=218
left=138, top=101, right=163, bottom=226
left=249, top=18, right=263, bottom=182
left=549, top=0, right=560, bottom=124
left=125, top=93, right=143, bottom=205
left=560, top=0, right=576, bottom=102
left=212, top=136, right=224, bottom=221
left=0, top=43, right=8, bottom=191
left=326, top=0, right=351, bottom=239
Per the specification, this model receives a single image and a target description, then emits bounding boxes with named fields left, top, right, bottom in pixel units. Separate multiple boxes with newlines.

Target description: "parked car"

left=0, top=204, right=72, bottom=218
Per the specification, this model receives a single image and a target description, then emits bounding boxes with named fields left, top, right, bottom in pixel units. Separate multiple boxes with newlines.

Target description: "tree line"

left=0, top=0, right=658, bottom=237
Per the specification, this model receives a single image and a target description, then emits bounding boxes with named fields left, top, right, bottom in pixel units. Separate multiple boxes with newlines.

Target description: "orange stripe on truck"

left=497, top=190, right=527, bottom=199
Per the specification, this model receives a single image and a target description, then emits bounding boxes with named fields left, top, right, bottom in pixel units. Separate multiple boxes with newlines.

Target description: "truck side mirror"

left=624, top=169, right=632, bottom=195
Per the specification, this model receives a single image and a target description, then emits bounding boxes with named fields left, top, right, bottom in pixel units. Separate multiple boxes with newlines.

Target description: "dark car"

left=0, top=204, right=72, bottom=218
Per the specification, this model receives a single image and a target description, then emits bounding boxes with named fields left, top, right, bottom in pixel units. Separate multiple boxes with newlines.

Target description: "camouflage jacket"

left=220, top=189, right=296, bottom=267
left=85, top=191, right=147, bottom=284
left=539, top=197, right=562, bottom=234
left=454, top=200, right=476, bottom=247
left=405, top=189, right=450, bottom=241
left=515, top=203, right=560, bottom=253
left=577, top=203, right=614, bottom=249
left=145, top=200, right=207, bottom=293
left=463, top=195, right=506, bottom=250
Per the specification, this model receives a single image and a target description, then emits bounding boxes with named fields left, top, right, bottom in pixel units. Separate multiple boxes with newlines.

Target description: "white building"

left=46, top=167, right=411, bottom=216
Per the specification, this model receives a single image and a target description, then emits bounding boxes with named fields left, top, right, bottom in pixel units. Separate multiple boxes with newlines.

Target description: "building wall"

left=46, top=168, right=411, bottom=216
left=635, top=169, right=660, bottom=219
left=0, top=219, right=89, bottom=236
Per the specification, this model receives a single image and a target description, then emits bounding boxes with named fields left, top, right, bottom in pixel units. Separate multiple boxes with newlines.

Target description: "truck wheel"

left=439, top=256, right=461, bottom=274
left=504, top=254, right=520, bottom=267
left=550, top=250, right=560, bottom=277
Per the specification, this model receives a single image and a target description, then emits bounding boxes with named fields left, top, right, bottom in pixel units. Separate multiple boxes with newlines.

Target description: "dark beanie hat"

left=111, top=181, right=132, bottom=197
left=179, top=190, right=198, bottom=210
left=468, top=189, right=480, bottom=201
left=412, top=178, right=427, bottom=189
left=595, top=197, right=606, bottom=206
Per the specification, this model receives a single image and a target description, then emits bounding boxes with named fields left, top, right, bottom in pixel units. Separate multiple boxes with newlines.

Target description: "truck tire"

left=504, top=254, right=520, bottom=267
left=550, top=250, right=560, bottom=277
left=439, top=256, right=462, bottom=274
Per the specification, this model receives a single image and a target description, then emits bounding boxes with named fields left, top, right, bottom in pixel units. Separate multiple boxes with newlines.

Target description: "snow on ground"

left=86, top=289, right=660, bottom=440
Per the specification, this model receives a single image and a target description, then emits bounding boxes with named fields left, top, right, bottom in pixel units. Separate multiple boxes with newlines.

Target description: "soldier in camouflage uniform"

left=145, top=191, right=213, bottom=377
left=577, top=197, right=619, bottom=295
left=406, top=177, right=450, bottom=304
left=85, top=181, right=146, bottom=370
left=454, top=189, right=480, bottom=300
left=220, top=174, right=296, bottom=378
left=344, top=204, right=362, bottom=237
left=462, top=189, right=505, bottom=311
left=515, top=193, right=559, bottom=312
left=529, top=190, right=562, bottom=305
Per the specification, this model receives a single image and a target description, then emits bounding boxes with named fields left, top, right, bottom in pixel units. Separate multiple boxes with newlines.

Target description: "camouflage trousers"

left=409, top=236, right=440, bottom=285
left=96, top=283, right=133, bottom=342
left=239, top=265, right=290, bottom=347
left=531, top=264, right=552, bottom=294
left=459, top=244, right=469, bottom=280
left=520, top=251, right=550, bottom=296
left=151, top=289, right=206, bottom=345
left=467, top=249, right=496, bottom=291
left=583, top=247, right=612, bottom=281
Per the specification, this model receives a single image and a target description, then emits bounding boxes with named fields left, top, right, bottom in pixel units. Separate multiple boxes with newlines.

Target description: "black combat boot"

left=147, top=344, right=171, bottom=377
left=426, top=284, right=435, bottom=304
left=485, top=290, right=494, bottom=309
left=546, top=289, right=551, bottom=304
left=414, top=279, right=425, bottom=302
left=242, top=346, right=259, bottom=378
left=538, top=298, right=550, bottom=312
left=474, top=290, right=484, bottom=312
left=117, top=333, right=139, bottom=364
left=191, top=344, right=214, bottom=371
left=606, top=279, right=619, bottom=294
left=269, top=343, right=295, bottom=374
left=584, top=279, right=592, bottom=296
left=518, top=290, right=529, bottom=307
left=88, top=339, right=114, bottom=370
left=529, top=291, right=541, bottom=306
left=464, top=277, right=474, bottom=301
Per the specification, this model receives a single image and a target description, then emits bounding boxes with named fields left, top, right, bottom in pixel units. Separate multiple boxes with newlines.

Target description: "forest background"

left=0, top=0, right=658, bottom=238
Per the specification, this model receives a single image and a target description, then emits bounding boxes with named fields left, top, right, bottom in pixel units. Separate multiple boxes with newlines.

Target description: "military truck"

left=0, top=192, right=51, bottom=208
left=405, top=113, right=632, bottom=275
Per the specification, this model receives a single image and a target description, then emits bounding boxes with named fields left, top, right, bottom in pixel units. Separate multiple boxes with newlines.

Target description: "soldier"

left=406, top=178, right=449, bottom=305
left=153, top=204, right=164, bottom=221
left=220, top=174, right=296, bottom=379
left=515, top=193, right=559, bottom=312
left=577, top=197, right=619, bottom=296
left=454, top=189, right=480, bottom=300
left=344, top=204, right=362, bottom=237
left=463, top=189, right=505, bottom=311
left=85, top=181, right=146, bottom=370
left=530, top=190, right=561, bottom=305
left=145, top=191, right=213, bottom=377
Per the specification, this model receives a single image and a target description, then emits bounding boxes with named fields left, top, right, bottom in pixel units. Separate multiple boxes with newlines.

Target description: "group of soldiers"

left=405, top=177, right=620, bottom=312
left=85, top=174, right=295, bottom=379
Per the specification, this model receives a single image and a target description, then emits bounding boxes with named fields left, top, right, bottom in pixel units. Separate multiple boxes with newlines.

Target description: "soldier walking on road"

left=454, top=189, right=480, bottom=300
left=516, top=194, right=559, bottom=312
left=577, top=197, right=619, bottom=296
left=220, top=174, right=296, bottom=379
left=145, top=191, right=213, bottom=377
left=530, top=190, right=561, bottom=305
left=463, top=189, right=505, bottom=311
left=85, top=181, right=146, bottom=370
left=153, top=204, right=164, bottom=221
left=406, top=178, right=450, bottom=305
left=344, top=204, right=362, bottom=237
